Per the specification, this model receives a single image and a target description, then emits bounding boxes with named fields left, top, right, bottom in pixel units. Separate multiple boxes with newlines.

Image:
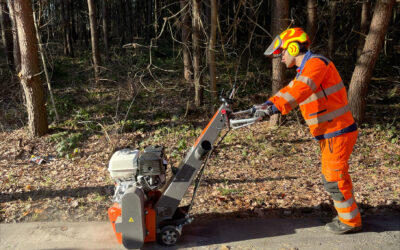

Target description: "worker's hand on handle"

left=251, top=101, right=275, bottom=120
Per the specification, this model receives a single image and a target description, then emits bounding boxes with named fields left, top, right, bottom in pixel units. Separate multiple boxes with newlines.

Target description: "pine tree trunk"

left=153, top=0, right=158, bottom=38
left=270, top=0, right=288, bottom=127
left=60, top=0, right=68, bottom=55
left=102, top=0, right=109, bottom=59
left=0, top=0, right=14, bottom=67
left=87, top=0, right=101, bottom=81
left=135, top=0, right=142, bottom=37
left=328, top=0, right=337, bottom=58
left=209, top=0, right=218, bottom=101
left=306, top=0, right=317, bottom=48
left=192, top=0, right=203, bottom=107
left=146, top=0, right=153, bottom=42
left=180, top=0, right=192, bottom=81
left=78, top=0, right=89, bottom=48
left=7, top=0, right=21, bottom=72
left=118, top=0, right=126, bottom=44
left=14, top=0, right=48, bottom=136
left=125, top=0, right=132, bottom=42
left=70, top=0, right=77, bottom=42
left=357, top=0, right=371, bottom=58
left=232, top=2, right=239, bottom=48
left=65, top=0, right=74, bottom=56
left=348, top=0, right=395, bottom=124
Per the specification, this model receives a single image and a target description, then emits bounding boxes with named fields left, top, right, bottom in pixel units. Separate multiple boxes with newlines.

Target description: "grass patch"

left=218, top=187, right=243, bottom=196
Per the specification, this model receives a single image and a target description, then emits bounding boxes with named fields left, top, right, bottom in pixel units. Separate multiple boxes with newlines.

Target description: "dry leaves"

left=0, top=117, right=399, bottom=223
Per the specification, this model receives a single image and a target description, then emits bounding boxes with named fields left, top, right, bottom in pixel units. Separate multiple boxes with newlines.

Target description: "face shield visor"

left=264, top=36, right=283, bottom=57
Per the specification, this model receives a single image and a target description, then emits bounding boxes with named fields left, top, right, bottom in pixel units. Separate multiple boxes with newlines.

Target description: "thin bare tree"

left=192, top=0, right=203, bottom=107
left=60, top=0, right=73, bottom=56
left=33, top=3, right=59, bottom=122
left=7, top=0, right=21, bottom=72
left=0, top=0, right=13, bottom=68
left=102, top=0, right=109, bottom=60
left=209, top=0, right=218, bottom=102
left=180, top=0, right=192, bottom=81
left=87, top=0, right=101, bottom=82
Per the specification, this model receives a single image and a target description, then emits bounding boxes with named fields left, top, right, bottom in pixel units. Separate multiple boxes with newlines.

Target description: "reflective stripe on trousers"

left=320, top=130, right=361, bottom=227
left=334, top=194, right=360, bottom=221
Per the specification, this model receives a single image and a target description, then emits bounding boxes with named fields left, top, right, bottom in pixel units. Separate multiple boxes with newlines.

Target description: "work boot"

left=325, top=219, right=362, bottom=234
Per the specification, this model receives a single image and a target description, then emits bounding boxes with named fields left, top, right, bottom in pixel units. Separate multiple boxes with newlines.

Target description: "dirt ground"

left=1, top=117, right=399, bottom=224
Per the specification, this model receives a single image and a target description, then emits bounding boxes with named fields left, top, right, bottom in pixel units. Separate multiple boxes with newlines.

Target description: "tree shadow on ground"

left=0, top=185, right=115, bottom=203
left=141, top=206, right=400, bottom=250
left=202, top=176, right=298, bottom=184
left=0, top=176, right=300, bottom=203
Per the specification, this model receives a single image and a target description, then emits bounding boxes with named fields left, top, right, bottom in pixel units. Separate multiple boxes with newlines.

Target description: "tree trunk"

left=65, top=0, right=74, bottom=56
left=87, top=0, right=101, bottom=82
left=357, top=0, right=371, bottom=58
left=270, top=0, right=288, bottom=127
left=79, top=0, right=89, bottom=48
left=209, top=0, right=217, bottom=102
left=70, top=0, right=77, bottom=42
left=232, top=2, right=239, bottom=48
left=328, top=0, right=337, bottom=58
left=180, top=0, right=192, bottom=81
left=135, top=0, right=141, bottom=38
left=7, top=0, right=21, bottom=72
left=306, top=0, right=317, bottom=48
left=102, top=0, right=109, bottom=59
left=153, top=0, right=158, bottom=38
left=33, top=6, right=59, bottom=122
left=118, top=0, right=126, bottom=44
left=348, top=0, right=395, bottom=124
left=125, top=0, right=132, bottom=42
left=14, top=0, right=48, bottom=136
left=60, top=0, right=68, bottom=55
left=146, top=0, right=153, bottom=42
left=0, top=0, right=13, bottom=67
left=192, top=0, right=203, bottom=107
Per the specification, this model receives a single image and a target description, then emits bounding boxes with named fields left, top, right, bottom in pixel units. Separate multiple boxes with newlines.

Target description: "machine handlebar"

left=229, top=108, right=264, bottom=129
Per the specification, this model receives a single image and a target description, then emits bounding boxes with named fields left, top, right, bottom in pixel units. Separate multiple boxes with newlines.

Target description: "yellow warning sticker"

left=129, top=217, right=134, bottom=223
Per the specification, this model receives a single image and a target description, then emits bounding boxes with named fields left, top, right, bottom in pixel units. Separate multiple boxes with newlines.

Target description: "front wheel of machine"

left=157, top=225, right=181, bottom=246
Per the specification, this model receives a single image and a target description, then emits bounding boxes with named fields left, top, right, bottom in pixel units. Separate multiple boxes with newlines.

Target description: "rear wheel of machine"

left=157, top=225, right=180, bottom=246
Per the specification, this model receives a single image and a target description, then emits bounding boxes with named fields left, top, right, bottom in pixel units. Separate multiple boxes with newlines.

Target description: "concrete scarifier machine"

left=107, top=87, right=264, bottom=248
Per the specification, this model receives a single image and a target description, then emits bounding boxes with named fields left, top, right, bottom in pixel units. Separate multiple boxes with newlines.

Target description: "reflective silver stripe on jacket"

left=276, top=91, right=298, bottom=109
left=288, top=81, right=295, bottom=88
left=334, top=196, right=355, bottom=209
left=300, top=81, right=345, bottom=106
left=310, top=55, right=331, bottom=64
left=338, top=207, right=359, bottom=220
left=296, top=75, right=317, bottom=92
left=305, top=105, right=350, bottom=126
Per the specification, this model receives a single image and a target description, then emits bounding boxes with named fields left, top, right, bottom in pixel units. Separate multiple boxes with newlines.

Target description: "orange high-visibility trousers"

left=319, top=130, right=361, bottom=227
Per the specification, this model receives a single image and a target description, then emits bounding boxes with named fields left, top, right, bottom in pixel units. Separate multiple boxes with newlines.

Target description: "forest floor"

left=1, top=77, right=399, bottom=224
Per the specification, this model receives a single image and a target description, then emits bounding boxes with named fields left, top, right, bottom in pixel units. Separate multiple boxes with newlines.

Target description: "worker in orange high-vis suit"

left=258, top=27, right=362, bottom=234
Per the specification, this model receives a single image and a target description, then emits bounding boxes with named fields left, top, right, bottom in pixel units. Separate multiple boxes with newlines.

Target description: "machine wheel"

left=157, top=225, right=181, bottom=246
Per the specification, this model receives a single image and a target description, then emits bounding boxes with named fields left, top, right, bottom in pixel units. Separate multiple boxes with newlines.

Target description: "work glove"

left=251, top=101, right=278, bottom=119
left=252, top=105, right=272, bottom=119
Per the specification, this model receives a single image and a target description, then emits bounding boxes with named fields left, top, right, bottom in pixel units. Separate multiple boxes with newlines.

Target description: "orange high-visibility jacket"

left=269, top=51, right=357, bottom=140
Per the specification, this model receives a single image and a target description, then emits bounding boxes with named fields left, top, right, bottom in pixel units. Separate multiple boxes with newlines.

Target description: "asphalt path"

left=1, top=215, right=399, bottom=250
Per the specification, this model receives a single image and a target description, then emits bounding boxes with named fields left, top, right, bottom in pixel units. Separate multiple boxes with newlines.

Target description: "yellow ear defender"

left=287, top=42, right=300, bottom=57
